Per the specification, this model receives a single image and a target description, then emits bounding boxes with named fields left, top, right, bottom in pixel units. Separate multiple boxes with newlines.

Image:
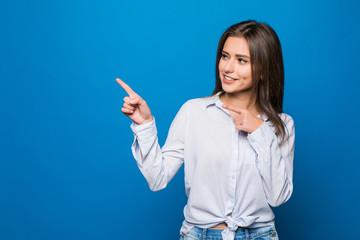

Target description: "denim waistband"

left=185, top=225, right=276, bottom=239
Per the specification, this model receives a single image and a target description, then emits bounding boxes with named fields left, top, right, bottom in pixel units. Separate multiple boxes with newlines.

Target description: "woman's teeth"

left=224, top=76, right=236, bottom=81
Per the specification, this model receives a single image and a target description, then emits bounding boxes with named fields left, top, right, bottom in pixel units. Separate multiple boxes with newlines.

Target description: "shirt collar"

left=205, top=91, right=223, bottom=108
left=204, top=91, right=269, bottom=122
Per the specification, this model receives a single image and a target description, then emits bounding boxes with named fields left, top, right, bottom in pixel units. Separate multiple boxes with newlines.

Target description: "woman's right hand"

left=116, top=78, right=154, bottom=125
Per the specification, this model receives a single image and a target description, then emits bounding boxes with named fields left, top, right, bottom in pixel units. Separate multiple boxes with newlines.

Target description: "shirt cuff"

left=247, top=121, right=275, bottom=147
left=130, top=117, right=157, bottom=138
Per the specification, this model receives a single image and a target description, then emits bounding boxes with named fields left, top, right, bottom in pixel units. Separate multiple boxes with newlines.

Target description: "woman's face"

left=218, top=37, right=253, bottom=95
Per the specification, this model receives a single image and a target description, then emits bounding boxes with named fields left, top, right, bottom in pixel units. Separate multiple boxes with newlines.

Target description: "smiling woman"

left=117, top=20, right=295, bottom=240
left=214, top=21, right=286, bottom=142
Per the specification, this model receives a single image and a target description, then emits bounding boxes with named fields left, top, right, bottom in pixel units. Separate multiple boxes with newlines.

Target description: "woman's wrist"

left=142, top=115, right=154, bottom=124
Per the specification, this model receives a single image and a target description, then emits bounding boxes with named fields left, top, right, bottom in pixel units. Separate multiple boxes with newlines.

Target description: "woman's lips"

left=223, top=75, right=238, bottom=84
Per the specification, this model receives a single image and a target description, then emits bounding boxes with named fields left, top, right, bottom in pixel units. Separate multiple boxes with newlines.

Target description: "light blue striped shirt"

left=130, top=91, right=295, bottom=240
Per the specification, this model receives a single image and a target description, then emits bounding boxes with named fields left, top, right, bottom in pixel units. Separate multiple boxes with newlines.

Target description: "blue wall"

left=1, top=0, right=359, bottom=239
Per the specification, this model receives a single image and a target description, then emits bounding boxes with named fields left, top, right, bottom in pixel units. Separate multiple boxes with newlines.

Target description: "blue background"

left=1, top=0, right=359, bottom=239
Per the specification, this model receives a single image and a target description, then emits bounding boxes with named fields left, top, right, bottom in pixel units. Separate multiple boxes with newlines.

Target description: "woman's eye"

left=221, top=54, right=228, bottom=59
left=238, top=58, right=247, bottom=63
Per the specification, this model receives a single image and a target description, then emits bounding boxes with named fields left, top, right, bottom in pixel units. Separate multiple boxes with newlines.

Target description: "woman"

left=117, top=20, right=295, bottom=240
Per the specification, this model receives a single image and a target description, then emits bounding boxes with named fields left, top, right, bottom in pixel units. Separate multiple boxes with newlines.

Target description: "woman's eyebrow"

left=222, top=50, right=250, bottom=59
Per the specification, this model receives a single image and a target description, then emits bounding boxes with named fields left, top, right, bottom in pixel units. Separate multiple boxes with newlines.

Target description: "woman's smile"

left=224, top=75, right=238, bottom=81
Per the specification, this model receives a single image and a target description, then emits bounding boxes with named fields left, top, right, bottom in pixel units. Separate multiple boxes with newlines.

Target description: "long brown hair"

left=213, top=20, right=286, bottom=142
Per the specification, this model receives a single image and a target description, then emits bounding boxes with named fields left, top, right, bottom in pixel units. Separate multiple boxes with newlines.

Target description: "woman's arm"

left=117, top=77, right=188, bottom=191
left=247, top=115, right=295, bottom=207
left=222, top=104, right=295, bottom=207
left=130, top=102, right=188, bottom=191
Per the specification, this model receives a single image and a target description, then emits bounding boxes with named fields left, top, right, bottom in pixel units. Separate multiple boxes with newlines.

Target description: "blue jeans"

left=179, top=225, right=279, bottom=240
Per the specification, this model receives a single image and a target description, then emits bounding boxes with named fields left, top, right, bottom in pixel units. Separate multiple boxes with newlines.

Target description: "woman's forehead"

left=223, top=37, right=250, bottom=56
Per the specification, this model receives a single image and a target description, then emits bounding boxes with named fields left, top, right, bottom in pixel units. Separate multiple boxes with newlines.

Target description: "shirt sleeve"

left=247, top=115, right=295, bottom=207
left=130, top=101, right=189, bottom=191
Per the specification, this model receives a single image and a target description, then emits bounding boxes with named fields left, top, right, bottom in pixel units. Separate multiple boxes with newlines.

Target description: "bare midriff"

left=211, top=213, right=232, bottom=229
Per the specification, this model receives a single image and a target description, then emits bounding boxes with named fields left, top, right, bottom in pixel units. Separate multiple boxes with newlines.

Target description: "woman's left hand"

left=222, top=104, right=264, bottom=133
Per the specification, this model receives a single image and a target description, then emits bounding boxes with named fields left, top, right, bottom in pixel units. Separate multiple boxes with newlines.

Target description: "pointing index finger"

left=116, top=78, right=138, bottom=98
left=222, top=104, right=243, bottom=114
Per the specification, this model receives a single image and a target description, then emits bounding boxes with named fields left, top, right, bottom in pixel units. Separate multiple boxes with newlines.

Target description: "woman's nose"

left=224, top=60, right=234, bottom=73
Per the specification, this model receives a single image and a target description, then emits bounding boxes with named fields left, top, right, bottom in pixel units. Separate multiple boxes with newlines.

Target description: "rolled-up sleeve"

left=130, top=101, right=189, bottom=191
left=247, top=115, right=295, bottom=207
